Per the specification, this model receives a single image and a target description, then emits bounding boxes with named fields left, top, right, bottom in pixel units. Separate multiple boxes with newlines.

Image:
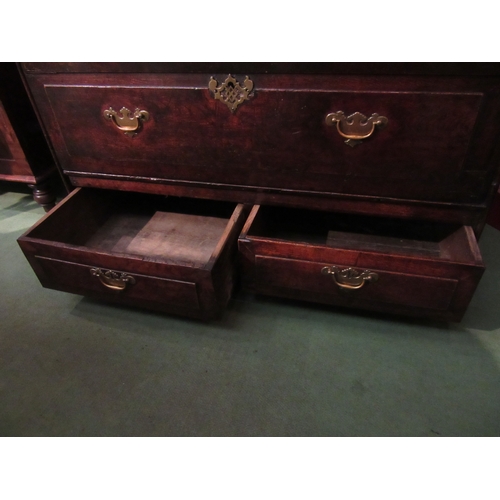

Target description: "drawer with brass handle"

left=238, top=205, right=485, bottom=321
left=17, top=63, right=500, bottom=324
left=18, top=188, right=250, bottom=320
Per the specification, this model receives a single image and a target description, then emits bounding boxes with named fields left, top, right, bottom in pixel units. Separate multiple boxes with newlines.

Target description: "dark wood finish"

left=18, top=188, right=249, bottom=320
left=21, top=71, right=500, bottom=223
left=17, top=63, right=500, bottom=322
left=0, top=63, right=63, bottom=210
left=238, top=205, right=485, bottom=321
left=21, top=62, right=500, bottom=76
left=68, top=174, right=490, bottom=233
left=487, top=187, right=500, bottom=231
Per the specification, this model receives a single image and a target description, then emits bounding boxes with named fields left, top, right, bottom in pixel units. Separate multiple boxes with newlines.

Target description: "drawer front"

left=34, top=255, right=201, bottom=311
left=36, top=74, right=491, bottom=204
left=254, top=255, right=458, bottom=311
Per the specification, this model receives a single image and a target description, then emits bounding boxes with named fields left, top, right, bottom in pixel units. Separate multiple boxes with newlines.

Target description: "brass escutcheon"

left=208, top=74, right=254, bottom=113
left=90, top=268, right=136, bottom=291
left=321, top=266, right=378, bottom=290
left=103, top=107, right=150, bottom=137
left=325, top=111, right=388, bottom=147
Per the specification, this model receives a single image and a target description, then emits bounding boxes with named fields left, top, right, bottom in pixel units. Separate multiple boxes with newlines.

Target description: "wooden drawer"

left=18, top=188, right=249, bottom=320
left=238, top=206, right=485, bottom=321
left=24, top=70, right=500, bottom=214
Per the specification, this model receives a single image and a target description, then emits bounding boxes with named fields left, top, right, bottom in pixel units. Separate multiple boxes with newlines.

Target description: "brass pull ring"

left=325, top=111, right=388, bottom=146
left=103, top=107, right=149, bottom=136
left=321, top=266, right=378, bottom=290
left=90, top=268, right=136, bottom=291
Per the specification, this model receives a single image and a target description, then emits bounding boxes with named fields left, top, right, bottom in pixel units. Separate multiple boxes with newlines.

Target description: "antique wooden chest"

left=17, top=63, right=500, bottom=320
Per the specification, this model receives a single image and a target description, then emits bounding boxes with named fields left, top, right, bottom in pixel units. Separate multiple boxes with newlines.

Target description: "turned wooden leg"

left=28, top=182, right=56, bottom=212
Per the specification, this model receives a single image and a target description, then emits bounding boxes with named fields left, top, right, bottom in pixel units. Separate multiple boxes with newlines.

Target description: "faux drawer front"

left=33, top=73, right=493, bottom=205
left=239, top=206, right=485, bottom=321
left=18, top=188, right=249, bottom=320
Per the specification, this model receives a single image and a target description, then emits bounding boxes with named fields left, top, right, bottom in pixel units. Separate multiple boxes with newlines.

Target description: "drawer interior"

left=28, top=188, right=238, bottom=268
left=246, top=205, right=480, bottom=263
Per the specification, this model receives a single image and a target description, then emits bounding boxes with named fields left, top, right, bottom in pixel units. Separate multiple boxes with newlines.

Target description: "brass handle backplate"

left=325, top=111, right=388, bottom=147
left=90, top=268, right=136, bottom=291
left=103, top=107, right=150, bottom=137
left=208, top=74, right=254, bottom=113
left=321, top=266, right=378, bottom=290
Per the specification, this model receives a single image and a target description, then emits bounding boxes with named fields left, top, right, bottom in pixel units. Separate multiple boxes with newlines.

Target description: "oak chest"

left=17, top=63, right=500, bottom=321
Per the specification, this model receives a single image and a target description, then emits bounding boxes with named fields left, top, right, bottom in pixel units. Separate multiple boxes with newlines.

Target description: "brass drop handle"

left=325, top=111, right=388, bottom=146
left=103, top=107, right=149, bottom=136
left=90, top=268, right=136, bottom=291
left=321, top=266, right=378, bottom=290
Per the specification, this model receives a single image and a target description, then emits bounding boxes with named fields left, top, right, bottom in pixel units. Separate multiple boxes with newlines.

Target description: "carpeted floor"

left=1, top=182, right=500, bottom=436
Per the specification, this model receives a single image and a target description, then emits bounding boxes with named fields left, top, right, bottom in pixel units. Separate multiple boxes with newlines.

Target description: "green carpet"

left=1, top=183, right=500, bottom=436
